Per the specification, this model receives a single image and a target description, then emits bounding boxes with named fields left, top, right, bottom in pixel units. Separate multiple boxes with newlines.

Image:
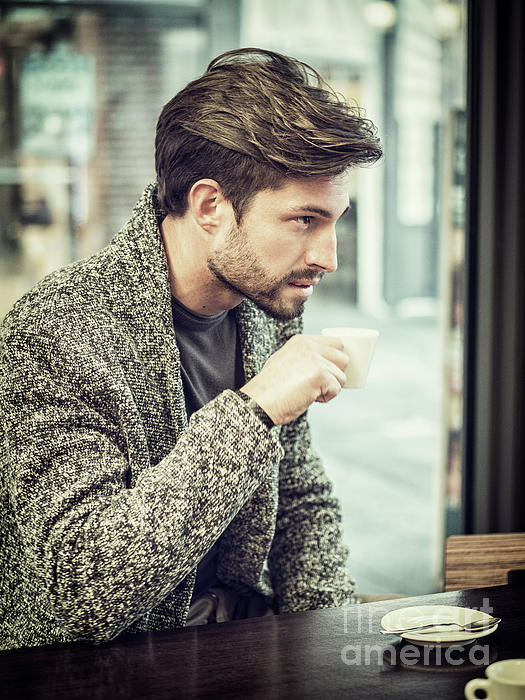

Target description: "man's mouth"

left=287, top=279, right=320, bottom=297
left=289, top=277, right=321, bottom=286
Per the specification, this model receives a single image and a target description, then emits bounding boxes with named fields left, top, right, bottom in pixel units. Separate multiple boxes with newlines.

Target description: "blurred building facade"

left=1, top=0, right=464, bottom=311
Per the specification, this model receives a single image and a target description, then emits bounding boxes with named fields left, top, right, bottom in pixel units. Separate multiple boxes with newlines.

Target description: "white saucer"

left=380, top=605, right=499, bottom=647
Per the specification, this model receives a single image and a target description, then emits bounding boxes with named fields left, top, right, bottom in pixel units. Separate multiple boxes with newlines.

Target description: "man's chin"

left=248, top=294, right=307, bottom=321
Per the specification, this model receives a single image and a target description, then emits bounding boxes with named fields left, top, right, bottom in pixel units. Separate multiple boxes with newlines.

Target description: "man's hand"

left=240, top=334, right=349, bottom=425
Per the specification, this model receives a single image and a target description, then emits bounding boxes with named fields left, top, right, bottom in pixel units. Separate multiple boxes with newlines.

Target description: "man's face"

left=207, top=174, right=350, bottom=320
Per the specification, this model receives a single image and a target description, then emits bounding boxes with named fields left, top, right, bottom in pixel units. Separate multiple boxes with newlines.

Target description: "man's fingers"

left=314, top=334, right=345, bottom=350
left=323, top=360, right=347, bottom=388
left=315, top=373, right=344, bottom=403
left=313, top=337, right=349, bottom=371
left=322, top=346, right=349, bottom=371
left=241, top=333, right=349, bottom=424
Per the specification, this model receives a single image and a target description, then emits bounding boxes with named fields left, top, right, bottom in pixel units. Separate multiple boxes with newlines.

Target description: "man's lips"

left=288, top=278, right=321, bottom=287
left=286, top=279, right=320, bottom=297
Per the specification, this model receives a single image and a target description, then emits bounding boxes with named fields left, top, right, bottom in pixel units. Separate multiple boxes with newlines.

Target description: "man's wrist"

left=236, top=390, right=275, bottom=429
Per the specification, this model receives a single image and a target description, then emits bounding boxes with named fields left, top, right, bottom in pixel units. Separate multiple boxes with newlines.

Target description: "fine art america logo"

left=340, top=599, right=494, bottom=667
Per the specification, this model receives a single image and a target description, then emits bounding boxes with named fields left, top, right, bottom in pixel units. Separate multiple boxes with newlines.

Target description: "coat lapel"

left=235, top=299, right=276, bottom=382
left=104, top=184, right=188, bottom=465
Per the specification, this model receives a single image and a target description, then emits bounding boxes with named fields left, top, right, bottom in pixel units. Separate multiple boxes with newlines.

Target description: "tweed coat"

left=0, top=184, right=355, bottom=650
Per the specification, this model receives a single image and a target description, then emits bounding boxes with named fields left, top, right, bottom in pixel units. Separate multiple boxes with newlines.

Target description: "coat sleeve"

left=267, top=318, right=356, bottom=613
left=268, top=413, right=356, bottom=613
left=0, top=327, right=283, bottom=644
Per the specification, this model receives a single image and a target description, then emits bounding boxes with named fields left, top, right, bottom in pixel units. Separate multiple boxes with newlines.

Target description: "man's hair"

left=155, top=48, right=382, bottom=222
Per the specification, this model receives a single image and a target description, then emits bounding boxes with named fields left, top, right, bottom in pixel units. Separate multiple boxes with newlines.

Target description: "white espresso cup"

left=321, top=327, right=379, bottom=388
left=465, top=659, right=525, bottom=700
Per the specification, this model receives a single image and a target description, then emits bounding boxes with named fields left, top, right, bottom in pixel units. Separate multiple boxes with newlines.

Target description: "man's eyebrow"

left=289, top=205, right=350, bottom=219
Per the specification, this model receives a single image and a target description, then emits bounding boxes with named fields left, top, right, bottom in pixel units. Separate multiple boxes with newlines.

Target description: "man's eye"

left=296, top=216, right=313, bottom=226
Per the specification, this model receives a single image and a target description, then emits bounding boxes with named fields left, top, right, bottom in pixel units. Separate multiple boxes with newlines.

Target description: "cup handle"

left=464, top=678, right=489, bottom=699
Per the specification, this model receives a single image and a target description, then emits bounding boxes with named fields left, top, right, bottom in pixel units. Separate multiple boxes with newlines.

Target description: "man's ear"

left=187, top=179, right=232, bottom=233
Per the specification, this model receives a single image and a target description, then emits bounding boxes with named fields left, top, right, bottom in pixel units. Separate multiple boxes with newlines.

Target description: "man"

left=0, top=48, right=382, bottom=649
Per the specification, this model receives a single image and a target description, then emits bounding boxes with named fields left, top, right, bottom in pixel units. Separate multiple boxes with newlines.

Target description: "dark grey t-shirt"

left=171, top=296, right=245, bottom=599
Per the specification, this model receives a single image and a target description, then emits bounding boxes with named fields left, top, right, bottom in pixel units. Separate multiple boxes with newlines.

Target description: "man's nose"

left=304, top=226, right=338, bottom=273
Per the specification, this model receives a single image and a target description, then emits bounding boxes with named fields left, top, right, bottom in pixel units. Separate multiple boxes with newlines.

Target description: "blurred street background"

left=304, top=294, right=441, bottom=595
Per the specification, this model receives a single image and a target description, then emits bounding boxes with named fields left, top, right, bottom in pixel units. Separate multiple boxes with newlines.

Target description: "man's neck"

left=160, top=214, right=243, bottom=316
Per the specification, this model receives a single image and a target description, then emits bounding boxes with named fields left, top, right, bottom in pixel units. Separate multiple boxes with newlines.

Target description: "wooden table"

left=1, top=583, right=523, bottom=699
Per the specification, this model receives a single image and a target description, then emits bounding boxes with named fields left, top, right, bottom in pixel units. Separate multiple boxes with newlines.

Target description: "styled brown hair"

left=155, top=48, right=382, bottom=222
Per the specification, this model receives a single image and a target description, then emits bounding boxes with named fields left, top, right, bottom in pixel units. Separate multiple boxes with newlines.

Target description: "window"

left=241, top=0, right=467, bottom=594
